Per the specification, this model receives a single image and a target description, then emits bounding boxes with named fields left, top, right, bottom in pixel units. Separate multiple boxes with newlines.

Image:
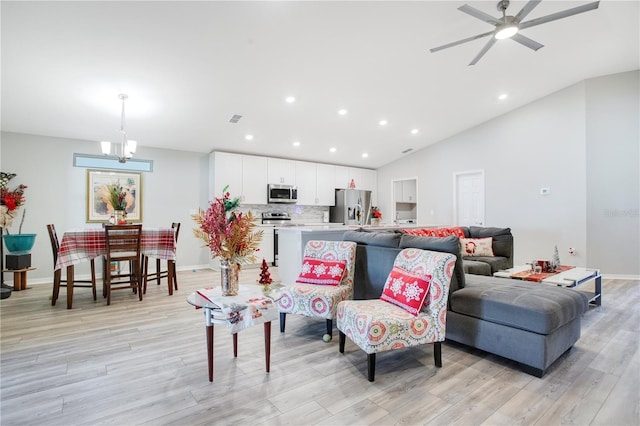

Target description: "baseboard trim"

left=602, top=274, right=640, bottom=281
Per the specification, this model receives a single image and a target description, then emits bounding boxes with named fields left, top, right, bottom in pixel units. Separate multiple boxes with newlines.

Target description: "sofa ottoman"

left=446, top=274, right=588, bottom=376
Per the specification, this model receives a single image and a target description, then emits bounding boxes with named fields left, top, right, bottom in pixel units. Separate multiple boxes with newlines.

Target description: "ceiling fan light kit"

left=430, top=0, right=600, bottom=65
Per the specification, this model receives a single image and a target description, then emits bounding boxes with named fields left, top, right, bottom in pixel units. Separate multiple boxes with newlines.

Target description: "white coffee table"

left=541, top=267, right=601, bottom=306
left=494, top=265, right=602, bottom=306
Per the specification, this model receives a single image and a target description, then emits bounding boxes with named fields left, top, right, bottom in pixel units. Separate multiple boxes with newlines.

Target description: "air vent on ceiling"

left=229, top=114, right=243, bottom=124
left=401, top=148, right=414, bottom=154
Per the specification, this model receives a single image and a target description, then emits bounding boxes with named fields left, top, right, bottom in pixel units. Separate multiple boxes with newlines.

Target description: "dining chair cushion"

left=296, top=257, right=347, bottom=286
left=380, top=266, right=432, bottom=316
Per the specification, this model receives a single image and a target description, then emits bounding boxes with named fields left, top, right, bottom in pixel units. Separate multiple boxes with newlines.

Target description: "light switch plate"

left=540, top=188, right=551, bottom=195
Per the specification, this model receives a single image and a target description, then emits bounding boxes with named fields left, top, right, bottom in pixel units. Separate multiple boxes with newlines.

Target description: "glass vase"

left=114, top=210, right=126, bottom=225
left=220, top=259, right=240, bottom=296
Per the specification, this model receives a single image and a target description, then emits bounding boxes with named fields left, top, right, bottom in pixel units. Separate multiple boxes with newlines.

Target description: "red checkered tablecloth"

left=55, top=228, right=176, bottom=270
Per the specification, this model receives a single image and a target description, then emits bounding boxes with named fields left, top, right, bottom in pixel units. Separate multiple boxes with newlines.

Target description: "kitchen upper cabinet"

left=268, top=158, right=296, bottom=185
left=213, top=152, right=242, bottom=199
left=316, top=163, right=336, bottom=205
left=402, top=179, right=416, bottom=202
left=211, top=151, right=370, bottom=207
left=395, top=179, right=416, bottom=203
left=295, top=161, right=316, bottom=205
left=242, top=155, right=268, bottom=204
left=359, top=169, right=377, bottom=192
left=295, top=162, right=336, bottom=206
left=334, top=166, right=376, bottom=191
left=334, top=166, right=349, bottom=189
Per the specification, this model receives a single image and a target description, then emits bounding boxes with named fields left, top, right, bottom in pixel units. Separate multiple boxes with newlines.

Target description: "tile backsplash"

left=240, top=204, right=331, bottom=223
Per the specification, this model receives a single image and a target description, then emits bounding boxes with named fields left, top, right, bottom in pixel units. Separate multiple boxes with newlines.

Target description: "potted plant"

left=107, top=184, right=128, bottom=224
left=370, top=206, right=382, bottom=226
left=0, top=172, right=35, bottom=254
left=192, top=186, right=263, bottom=296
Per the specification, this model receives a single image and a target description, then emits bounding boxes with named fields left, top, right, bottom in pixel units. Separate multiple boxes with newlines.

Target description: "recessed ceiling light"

left=411, top=129, right=419, bottom=135
left=498, top=93, right=508, bottom=100
left=329, top=147, right=337, bottom=153
left=338, top=109, right=348, bottom=116
left=362, top=153, right=369, bottom=158
left=292, top=141, right=300, bottom=147
left=379, top=120, right=388, bottom=126
left=245, top=134, right=254, bottom=141
left=285, top=96, right=296, bottom=103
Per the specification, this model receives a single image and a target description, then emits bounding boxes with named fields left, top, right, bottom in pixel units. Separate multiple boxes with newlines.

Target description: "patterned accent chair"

left=337, top=248, right=456, bottom=381
left=278, top=240, right=357, bottom=340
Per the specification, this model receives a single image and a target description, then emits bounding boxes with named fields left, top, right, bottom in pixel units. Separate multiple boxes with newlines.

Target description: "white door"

left=454, top=170, right=484, bottom=226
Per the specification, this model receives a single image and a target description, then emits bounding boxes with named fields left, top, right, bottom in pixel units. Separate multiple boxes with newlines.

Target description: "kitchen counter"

left=276, top=224, right=444, bottom=283
left=276, top=227, right=348, bottom=283
left=275, top=223, right=347, bottom=231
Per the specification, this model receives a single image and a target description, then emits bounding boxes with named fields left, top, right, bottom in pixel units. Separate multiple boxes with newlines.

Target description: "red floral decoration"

left=192, top=186, right=263, bottom=265
left=0, top=172, right=27, bottom=230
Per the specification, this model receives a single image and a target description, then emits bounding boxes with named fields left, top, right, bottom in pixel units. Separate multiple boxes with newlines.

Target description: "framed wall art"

left=86, top=170, right=142, bottom=223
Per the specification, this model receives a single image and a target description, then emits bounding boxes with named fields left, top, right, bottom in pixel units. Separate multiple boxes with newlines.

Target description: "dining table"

left=55, top=227, right=176, bottom=309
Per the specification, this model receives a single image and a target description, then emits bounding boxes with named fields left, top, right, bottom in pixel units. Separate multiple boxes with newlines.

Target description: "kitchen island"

left=276, top=223, right=437, bottom=284
left=276, top=225, right=348, bottom=284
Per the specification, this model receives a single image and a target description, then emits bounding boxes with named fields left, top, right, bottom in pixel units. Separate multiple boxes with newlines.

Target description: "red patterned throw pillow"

left=296, top=257, right=347, bottom=286
left=403, top=227, right=465, bottom=238
left=380, top=266, right=432, bottom=315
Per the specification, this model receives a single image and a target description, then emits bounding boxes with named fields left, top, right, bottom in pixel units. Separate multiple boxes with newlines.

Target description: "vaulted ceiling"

left=2, top=1, right=638, bottom=168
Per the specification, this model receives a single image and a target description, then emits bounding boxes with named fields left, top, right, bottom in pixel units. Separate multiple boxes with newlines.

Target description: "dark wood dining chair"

left=47, top=224, right=97, bottom=306
left=103, top=224, right=143, bottom=305
left=143, top=222, right=180, bottom=295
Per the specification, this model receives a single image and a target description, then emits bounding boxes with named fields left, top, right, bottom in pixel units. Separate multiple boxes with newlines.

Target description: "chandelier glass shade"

left=101, top=94, right=137, bottom=163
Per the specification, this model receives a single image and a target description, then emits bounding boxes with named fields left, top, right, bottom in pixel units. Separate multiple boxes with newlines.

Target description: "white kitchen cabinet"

left=213, top=152, right=243, bottom=198
left=394, top=179, right=417, bottom=203
left=394, top=181, right=403, bottom=202
left=268, top=158, right=296, bottom=185
left=256, top=226, right=274, bottom=266
left=296, top=162, right=336, bottom=206
left=402, top=179, right=416, bottom=202
left=316, top=163, right=336, bottom=205
left=294, top=161, right=317, bottom=205
left=359, top=168, right=377, bottom=192
left=242, top=155, right=268, bottom=204
left=334, top=166, right=349, bottom=189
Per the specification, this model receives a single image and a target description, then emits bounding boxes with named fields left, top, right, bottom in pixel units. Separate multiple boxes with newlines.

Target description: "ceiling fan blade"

left=514, top=0, right=542, bottom=23
left=429, top=30, right=494, bottom=53
left=469, top=37, right=497, bottom=66
left=458, top=4, right=501, bottom=25
left=511, top=33, right=544, bottom=51
left=519, top=1, right=600, bottom=30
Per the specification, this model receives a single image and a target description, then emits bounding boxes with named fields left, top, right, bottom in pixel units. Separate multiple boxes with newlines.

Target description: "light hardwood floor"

left=1, top=269, right=638, bottom=426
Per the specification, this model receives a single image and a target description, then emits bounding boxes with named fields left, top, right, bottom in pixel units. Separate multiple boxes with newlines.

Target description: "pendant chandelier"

left=100, top=93, right=137, bottom=163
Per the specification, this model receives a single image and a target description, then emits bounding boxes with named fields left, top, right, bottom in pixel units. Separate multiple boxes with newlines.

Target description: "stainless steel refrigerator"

left=330, top=189, right=372, bottom=226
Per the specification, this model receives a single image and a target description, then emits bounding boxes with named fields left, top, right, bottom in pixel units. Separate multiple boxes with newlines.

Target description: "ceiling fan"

left=430, top=0, right=600, bottom=65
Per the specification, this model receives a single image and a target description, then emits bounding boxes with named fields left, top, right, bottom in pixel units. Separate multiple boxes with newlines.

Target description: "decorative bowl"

left=3, top=234, right=37, bottom=254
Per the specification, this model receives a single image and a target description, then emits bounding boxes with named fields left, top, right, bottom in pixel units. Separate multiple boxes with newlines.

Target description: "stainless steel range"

left=261, top=212, right=291, bottom=266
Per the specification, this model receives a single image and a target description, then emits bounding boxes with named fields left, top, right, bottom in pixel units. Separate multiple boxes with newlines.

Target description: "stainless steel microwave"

left=268, top=184, right=298, bottom=203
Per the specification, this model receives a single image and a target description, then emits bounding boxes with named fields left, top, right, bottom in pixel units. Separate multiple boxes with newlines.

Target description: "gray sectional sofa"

left=401, top=226, right=514, bottom=276
left=342, top=229, right=589, bottom=377
left=459, top=226, right=513, bottom=276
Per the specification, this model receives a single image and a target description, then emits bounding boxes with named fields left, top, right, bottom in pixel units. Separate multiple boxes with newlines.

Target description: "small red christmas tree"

left=258, top=258, right=273, bottom=286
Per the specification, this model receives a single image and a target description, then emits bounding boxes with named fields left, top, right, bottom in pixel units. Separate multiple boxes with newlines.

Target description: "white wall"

left=0, top=132, right=212, bottom=283
left=377, top=71, right=639, bottom=276
left=585, top=71, right=640, bottom=275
